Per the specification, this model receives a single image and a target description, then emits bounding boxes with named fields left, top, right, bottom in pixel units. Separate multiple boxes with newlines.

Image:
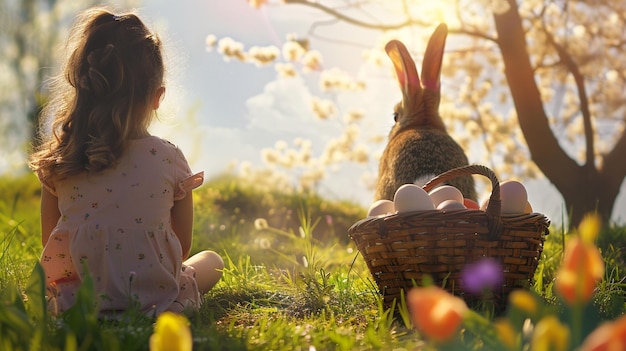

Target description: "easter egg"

left=367, top=199, right=395, bottom=217
left=463, top=198, right=480, bottom=210
left=524, top=201, right=533, bottom=214
left=428, top=185, right=464, bottom=208
left=394, top=184, right=435, bottom=213
left=500, top=180, right=528, bottom=214
left=437, top=199, right=467, bottom=210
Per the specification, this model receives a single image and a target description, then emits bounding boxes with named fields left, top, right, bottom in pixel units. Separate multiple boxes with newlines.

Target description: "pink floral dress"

left=39, top=136, right=203, bottom=316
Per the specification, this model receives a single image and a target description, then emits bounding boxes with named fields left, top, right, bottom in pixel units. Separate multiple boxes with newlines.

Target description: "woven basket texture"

left=349, top=165, right=550, bottom=308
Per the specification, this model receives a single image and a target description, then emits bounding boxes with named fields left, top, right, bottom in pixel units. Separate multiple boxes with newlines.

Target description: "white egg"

left=367, top=199, right=395, bottom=217
left=500, top=180, right=528, bottom=214
left=428, top=185, right=464, bottom=207
left=437, top=199, right=467, bottom=210
left=393, top=184, right=435, bottom=213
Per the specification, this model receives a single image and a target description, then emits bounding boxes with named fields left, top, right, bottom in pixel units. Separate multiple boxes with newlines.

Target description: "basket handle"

left=422, top=165, right=503, bottom=240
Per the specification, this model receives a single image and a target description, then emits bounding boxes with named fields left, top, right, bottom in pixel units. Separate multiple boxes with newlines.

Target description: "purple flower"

left=461, top=258, right=503, bottom=294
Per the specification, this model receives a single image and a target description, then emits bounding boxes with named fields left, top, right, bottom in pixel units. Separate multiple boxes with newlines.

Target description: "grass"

left=1, top=173, right=625, bottom=350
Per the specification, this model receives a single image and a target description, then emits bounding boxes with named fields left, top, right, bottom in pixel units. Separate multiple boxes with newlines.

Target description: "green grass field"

left=1, top=174, right=625, bottom=350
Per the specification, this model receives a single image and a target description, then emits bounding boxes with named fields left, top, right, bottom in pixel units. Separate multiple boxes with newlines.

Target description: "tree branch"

left=284, top=0, right=429, bottom=30
left=541, top=27, right=595, bottom=169
left=492, top=0, right=580, bottom=183
left=284, top=0, right=498, bottom=44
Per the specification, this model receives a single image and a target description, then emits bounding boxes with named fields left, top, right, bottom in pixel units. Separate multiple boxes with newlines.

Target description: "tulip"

left=149, top=312, right=193, bottom=351
left=554, top=236, right=604, bottom=305
left=407, top=286, right=468, bottom=342
left=579, top=314, right=626, bottom=351
left=554, top=214, right=604, bottom=305
left=530, top=316, right=570, bottom=351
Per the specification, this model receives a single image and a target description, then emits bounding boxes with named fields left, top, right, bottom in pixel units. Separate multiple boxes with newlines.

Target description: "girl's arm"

left=171, top=192, right=194, bottom=260
left=41, top=186, right=60, bottom=246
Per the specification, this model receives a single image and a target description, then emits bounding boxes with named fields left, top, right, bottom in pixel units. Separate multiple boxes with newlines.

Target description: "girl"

left=28, top=7, right=223, bottom=316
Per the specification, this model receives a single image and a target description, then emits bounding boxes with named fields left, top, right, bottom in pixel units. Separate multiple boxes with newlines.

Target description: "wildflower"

left=494, top=319, right=517, bottom=351
left=530, top=316, right=570, bottom=351
left=508, top=290, right=538, bottom=316
left=407, top=286, right=468, bottom=342
left=578, top=213, right=602, bottom=244
left=461, top=258, right=503, bottom=294
left=254, top=218, right=269, bottom=230
left=579, top=313, right=626, bottom=351
left=149, top=312, right=192, bottom=351
left=555, top=214, right=604, bottom=305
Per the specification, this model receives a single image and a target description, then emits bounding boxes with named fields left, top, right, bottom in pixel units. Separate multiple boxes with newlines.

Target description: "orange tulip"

left=554, top=236, right=604, bottom=305
left=555, top=213, right=604, bottom=305
left=579, top=314, right=626, bottom=351
left=407, top=286, right=468, bottom=342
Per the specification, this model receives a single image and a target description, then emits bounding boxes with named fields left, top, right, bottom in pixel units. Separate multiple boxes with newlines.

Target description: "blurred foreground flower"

left=508, top=289, right=539, bottom=316
left=530, top=316, right=570, bottom=351
left=494, top=319, right=517, bottom=350
left=149, top=312, right=192, bottom=351
left=461, top=257, right=503, bottom=294
left=554, top=214, right=604, bottom=305
left=580, top=313, right=626, bottom=351
left=407, top=286, right=468, bottom=342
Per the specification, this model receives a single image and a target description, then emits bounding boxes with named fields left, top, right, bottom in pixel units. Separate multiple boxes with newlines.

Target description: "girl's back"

left=42, top=136, right=203, bottom=315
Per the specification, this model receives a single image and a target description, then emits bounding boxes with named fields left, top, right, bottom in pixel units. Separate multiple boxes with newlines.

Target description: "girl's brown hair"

left=29, top=7, right=164, bottom=182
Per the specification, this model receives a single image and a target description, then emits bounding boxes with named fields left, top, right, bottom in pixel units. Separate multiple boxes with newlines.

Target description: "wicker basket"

left=349, top=165, right=550, bottom=309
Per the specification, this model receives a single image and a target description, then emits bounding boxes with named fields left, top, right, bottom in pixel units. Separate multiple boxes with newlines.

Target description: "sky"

left=135, top=1, right=401, bottom=202
left=9, top=0, right=622, bottom=227
left=129, top=1, right=626, bottom=227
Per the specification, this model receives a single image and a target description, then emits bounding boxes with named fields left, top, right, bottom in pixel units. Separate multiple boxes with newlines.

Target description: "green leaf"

left=24, top=262, right=47, bottom=322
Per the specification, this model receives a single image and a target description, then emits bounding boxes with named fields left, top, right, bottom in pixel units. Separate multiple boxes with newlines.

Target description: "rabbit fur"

left=375, top=24, right=477, bottom=202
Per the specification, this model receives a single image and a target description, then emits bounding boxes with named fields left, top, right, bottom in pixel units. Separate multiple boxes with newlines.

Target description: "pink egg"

left=367, top=199, right=395, bottom=217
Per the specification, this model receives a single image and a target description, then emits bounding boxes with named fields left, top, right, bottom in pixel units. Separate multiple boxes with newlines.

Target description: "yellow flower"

left=509, top=290, right=538, bottom=316
left=407, top=286, right=468, bottom=343
left=149, top=312, right=192, bottom=351
left=530, top=316, right=570, bottom=351
left=578, top=213, right=602, bottom=244
left=494, top=319, right=518, bottom=351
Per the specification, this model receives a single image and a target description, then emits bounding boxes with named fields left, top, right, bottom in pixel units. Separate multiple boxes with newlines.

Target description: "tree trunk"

left=492, top=0, right=626, bottom=228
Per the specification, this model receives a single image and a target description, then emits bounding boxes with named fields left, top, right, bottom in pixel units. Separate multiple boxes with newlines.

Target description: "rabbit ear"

left=385, top=39, right=421, bottom=109
left=421, top=23, right=448, bottom=91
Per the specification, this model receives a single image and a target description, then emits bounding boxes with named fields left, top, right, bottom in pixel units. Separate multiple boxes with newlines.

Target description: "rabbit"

left=375, top=24, right=477, bottom=202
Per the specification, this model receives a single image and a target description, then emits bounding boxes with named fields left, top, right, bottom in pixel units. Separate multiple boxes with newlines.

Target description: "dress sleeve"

left=174, top=171, right=204, bottom=200
left=171, top=145, right=204, bottom=200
